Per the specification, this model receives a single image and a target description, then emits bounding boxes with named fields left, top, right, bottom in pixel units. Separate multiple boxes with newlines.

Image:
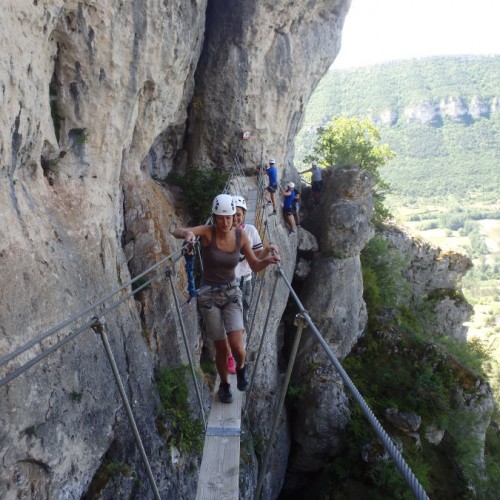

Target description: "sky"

left=333, top=0, right=500, bottom=69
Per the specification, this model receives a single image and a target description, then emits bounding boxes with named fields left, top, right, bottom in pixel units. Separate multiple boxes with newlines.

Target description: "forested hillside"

left=296, top=55, right=500, bottom=207
left=295, top=55, right=500, bottom=399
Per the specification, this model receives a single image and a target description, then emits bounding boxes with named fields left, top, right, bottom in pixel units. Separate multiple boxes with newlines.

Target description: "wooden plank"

left=196, top=374, right=243, bottom=500
left=206, top=375, right=243, bottom=430
left=196, top=436, right=240, bottom=500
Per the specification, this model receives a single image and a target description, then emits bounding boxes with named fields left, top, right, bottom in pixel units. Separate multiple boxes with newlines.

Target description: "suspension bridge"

left=0, top=160, right=429, bottom=500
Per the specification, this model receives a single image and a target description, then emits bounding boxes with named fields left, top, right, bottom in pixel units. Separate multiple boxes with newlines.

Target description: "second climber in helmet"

left=232, top=194, right=278, bottom=336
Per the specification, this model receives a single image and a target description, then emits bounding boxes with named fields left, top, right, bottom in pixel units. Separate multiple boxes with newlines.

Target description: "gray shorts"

left=198, top=287, right=244, bottom=341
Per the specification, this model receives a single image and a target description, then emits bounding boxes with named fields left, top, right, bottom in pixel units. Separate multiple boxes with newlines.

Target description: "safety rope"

left=91, top=318, right=162, bottom=500
left=247, top=169, right=429, bottom=500
left=0, top=246, right=185, bottom=371
left=183, top=246, right=197, bottom=300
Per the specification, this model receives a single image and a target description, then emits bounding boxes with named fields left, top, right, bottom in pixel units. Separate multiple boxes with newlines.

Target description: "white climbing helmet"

left=212, top=194, right=236, bottom=215
left=269, top=159, right=275, bottom=164
left=287, top=182, right=295, bottom=189
left=232, top=195, right=247, bottom=211
left=312, top=161, right=318, bottom=167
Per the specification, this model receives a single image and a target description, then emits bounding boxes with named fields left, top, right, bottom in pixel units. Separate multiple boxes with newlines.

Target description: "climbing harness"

left=196, top=280, right=242, bottom=311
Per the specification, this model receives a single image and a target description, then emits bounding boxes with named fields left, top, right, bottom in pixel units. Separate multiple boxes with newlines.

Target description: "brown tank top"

left=201, top=227, right=242, bottom=285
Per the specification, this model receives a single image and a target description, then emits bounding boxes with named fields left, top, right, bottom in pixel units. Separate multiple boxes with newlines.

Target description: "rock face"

left=0, top=1, right=352, bottom=498
left=377, top=95, right=499, bottom=127
left=382, top=226, right=474, bottom=342
left=186, top=0, right=352, bottom=168
left=284, top=166, right=373, bottom=479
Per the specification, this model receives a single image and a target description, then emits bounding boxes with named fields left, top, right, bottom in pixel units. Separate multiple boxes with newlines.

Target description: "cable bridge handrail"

left=0, top=243, right=199, bottom=500
left=0, top=245, right=185, bottom=371
left=247, top=166, right=429, bottom=500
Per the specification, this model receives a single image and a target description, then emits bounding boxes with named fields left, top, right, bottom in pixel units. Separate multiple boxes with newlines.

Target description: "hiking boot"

left=236, top=365, right=249, bottom=391
left=218, top=382, right=232, bottom=403
left=227, top=355, right=236, bottom=375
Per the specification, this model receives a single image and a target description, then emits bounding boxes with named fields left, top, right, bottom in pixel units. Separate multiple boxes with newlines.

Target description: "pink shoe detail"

left=227, top=355, right=236, bottom=374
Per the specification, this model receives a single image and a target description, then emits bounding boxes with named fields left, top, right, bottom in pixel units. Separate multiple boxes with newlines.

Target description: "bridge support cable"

left=249, top=169, right=429, bottom=499
left=293, top=308, right=429, bottom=500
left=253, top=313, right=307, bottom=500
left=0, top=245, right=186, bottom=371
left=166, top=268, right=207, bottom=428
left=0, top=259, right=181, bottom=388
left=243, top=270, right=281, bottom=418
left=0, top=321, right=93, bottom=389
left=230, top=155, right=250, bottom=199
left=268, top=260, right=430, bottom=500
left=91, top=318, right=161, bottom=500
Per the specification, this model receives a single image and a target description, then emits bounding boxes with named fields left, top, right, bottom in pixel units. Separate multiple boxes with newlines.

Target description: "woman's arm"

left=171, top=225, right=211, bottom=245
left=241, top=232, right=280, bottom=272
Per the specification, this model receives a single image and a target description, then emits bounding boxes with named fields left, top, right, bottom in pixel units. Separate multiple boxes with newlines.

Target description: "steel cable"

left=0, top=262, right=175, bottom=388
left=0, top=245, right=186, bottom=370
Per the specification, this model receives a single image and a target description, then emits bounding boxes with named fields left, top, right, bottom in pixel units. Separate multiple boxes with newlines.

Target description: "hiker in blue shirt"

left=280, top=181, right=298, bottom=235
left=291, top=190, right=301, bottom=228
left=263, top=159, right=278, bottom=214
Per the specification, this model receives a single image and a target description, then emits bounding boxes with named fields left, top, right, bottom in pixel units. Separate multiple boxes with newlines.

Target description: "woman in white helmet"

left=171, top=193, right=280, bottom=404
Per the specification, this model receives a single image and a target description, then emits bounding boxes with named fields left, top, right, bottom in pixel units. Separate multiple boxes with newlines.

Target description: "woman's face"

left=233, top=208, right=245, bottom=228
left=215, top=214, right=234, bottom=232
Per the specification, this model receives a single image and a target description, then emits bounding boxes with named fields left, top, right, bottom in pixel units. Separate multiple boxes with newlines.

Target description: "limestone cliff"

left=378, top=95, right=500, bottom=127
left=0, top=1, right=351, bottom=498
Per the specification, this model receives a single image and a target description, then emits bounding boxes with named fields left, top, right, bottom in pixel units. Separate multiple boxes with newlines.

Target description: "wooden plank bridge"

left=195, top=373, right=244, bottom=500
left=196, top=187, right=261, bottom=499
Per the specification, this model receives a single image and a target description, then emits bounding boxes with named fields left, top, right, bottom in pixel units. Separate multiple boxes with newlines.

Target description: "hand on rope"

left=264, top=243, right=280, bottom=265
left=262, top=242, right=279, bottom=262
left=182, top=230, right=197, bottom=246
left=264, top=253, right=280, bottom=265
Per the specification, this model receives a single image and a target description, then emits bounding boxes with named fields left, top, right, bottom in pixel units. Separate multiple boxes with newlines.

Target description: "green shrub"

left=361, top=235, right=410, bottom=312
left=285, top=383, right=305, bottom=410
left=69, top=391, right=83, bottom=402
left=167, top=165, right=230, bottom=224
left=330, top=229, right=497, bottom=498
left=155, top=365, right=204, bottom=454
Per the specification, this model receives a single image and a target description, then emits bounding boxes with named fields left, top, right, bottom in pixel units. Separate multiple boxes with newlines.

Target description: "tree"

left=309, top=116, right=396, bottom=225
